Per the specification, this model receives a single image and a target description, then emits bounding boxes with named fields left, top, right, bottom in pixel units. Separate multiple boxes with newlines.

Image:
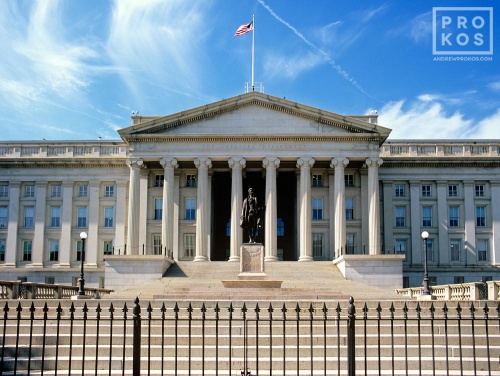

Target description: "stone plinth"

left=222, top=243, right=283, bottom=288
left=333, top=254, right=405, bottom=291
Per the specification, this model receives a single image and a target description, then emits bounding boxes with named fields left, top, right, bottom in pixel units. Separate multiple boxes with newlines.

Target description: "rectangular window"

left=422, top=206, right=432, bottom=227
left=226, top=220, right=231, bottom=237
left=421, top=185, right=431, bottom=197
left=51, top=207, right=61, bottom=227
left=78, top=185, right=88, bottom=197
left=395, top=184, right=405, bottom=197
left=449, top=206, right=459, bottom=227
left=153, top=234, right=162, bottom=255
left=476, top=206, right=486, bottom=227
left=76, top=240, right=83, bottom=261
left=155, top=198, right=163, bottom=220
left=312, top=198, right=323, bottom=220
left=277, top=218, right=284, bottom=237
left=49, top=240, right=59, bottom=261
left=0, top=207, right=7, bottom=228
left=312, top=233, right=324, bottom=258
left=475, top=184, right=484, bottom=197
left=24, top=207, right=34, bottom=227
left=425, top=239, right=434, bottom=262
left=104, top=207, right=114, bottom=227
left=103, top=240, right=113, bottom=255
left=77, top=207, right=87, bottom=227
left=395, top=239, right=407, bottom=255
left=395, top=207, right=405, bottom=227
left=0, top=185, right=8, bottom=198
left=0, top=240, right=5, bottom=261
left=448, top=184, right=458, bottom=197
left=51, top=185, right=62, bottom=198
left=105, top=185, right=114, bottom=198
left=155, top=175, right=164, bottom=187
left=450, top=240, right=461, bottom=262
left=454, top=276, right=464, bottom=284
left=344, top=174, right=354, bottom=187
left=346, top=234, right=355, bottom=254
left=185, top=198, right=196, bottom=220
left=186, top=175, right=197, bottom=187
left=25, top=185, right=35, bottom=198
left=45, top=276, right=55, bottom=285
left=477, top=239, right=488, bottom=262
left=184, top=234, right=195, bottom=258
left=345, top=198, right=354, bottom=220
left=312, top=174, right=322, bottom=187
left=23, top=240, right=32, bottom=261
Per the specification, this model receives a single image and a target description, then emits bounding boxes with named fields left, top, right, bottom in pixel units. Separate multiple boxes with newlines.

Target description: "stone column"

left=139, top=171, right=148, bottom=254
left=331, top=157, right=349, bottom=257
left=491, top=181, right=500, bottom=265
left=410, top=181, right=421, bottom=264
left=228, top=157, right=246, bottom=262
left=436, top=181, right=448, bottom=264
left=126, top=158, right=143, bottom=255
left=263, top=157, right=280, bottom=261
left=114, top=181, right=127, bottom=255
left=194, top=158, right=212, bottom=261
left=32, top=182, right=47, bottom=267
left=5, top=182, right=20, bottom=266
left=59, top=182, right=73, bottom=267
left=297, top=157, right=315, bottom=261
left=160, top=158, right=178, bottom=257
left=366, top=158, right=383, bottom=255
left=87, top=181, right=100, bottom=267
left=463, top=181, right=476, bottom=265
left=328, top=172, right=335, bottom=260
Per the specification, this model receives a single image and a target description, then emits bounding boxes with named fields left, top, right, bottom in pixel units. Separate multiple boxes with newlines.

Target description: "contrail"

left=257, top=0, right=372, bottom=98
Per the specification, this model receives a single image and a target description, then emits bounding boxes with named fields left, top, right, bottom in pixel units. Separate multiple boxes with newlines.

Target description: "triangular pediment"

left=118, top=92, right=391, bottom=143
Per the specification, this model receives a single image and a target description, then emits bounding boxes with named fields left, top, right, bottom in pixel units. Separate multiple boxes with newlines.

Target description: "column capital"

left=194, top=157, right=212, bottom=169
left=160, top=157, right=178, bottom=169
left=365, top=157, right=383, bottom=167
left=296, top=157, right=315, bottom=169
left=126, top=158, right=144, bottom=169
left=228, top=157, right=246, bottom=169
left=263, top=157, right=280, bottom=169
left=330, top=157, right=349, bottom=169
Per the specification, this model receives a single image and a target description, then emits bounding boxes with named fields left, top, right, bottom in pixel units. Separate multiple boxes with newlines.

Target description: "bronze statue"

left=240, top=188, right=264, bottom=243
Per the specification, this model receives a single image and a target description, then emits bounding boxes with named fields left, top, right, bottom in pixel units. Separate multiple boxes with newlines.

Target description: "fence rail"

left=396, top=280, right=499, bottom=301
left=0, top=297, right=499, bottom=375
left=0, top=280, right=113, bottom=300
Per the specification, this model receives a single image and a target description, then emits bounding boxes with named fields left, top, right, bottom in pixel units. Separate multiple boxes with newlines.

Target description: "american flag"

left=234, top=21, right=253, bottom=37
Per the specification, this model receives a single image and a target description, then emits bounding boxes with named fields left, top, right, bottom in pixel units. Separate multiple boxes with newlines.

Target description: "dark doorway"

left=277, top=171, right=296, bottom=260
left=211, top=171, right=231, bottom=260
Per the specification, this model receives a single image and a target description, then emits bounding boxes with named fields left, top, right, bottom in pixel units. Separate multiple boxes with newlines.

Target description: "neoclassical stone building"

left=0, top=92, right=498, bottom=289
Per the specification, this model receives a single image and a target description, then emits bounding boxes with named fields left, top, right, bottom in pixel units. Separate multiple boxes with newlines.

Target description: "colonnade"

left=126, top=156, right=383, bottom=260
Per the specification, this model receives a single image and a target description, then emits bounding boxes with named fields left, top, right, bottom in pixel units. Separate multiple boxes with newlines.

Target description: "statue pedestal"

left=221, top=243, right=283, bottom=289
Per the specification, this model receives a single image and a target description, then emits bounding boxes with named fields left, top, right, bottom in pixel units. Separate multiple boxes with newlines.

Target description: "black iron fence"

left=0, top=297, right=499, bottom=375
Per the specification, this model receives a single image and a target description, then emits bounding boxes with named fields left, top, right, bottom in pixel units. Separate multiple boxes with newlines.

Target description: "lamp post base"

left=417, top=294, right=436, bottom=301
left=71, top=294, right=92, bottom=300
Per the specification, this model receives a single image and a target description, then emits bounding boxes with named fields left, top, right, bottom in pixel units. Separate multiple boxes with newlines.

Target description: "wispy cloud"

left=264, top=52, right=323, bottom=80
left=380, top=95, right=500, bottom=139
left=107, top=0, right=212, bottom=103
left=387, top=11, right=432, bottom=43
left=257, top=0, right=373, bottom=99
left=488, top=80, right=500, bottom=92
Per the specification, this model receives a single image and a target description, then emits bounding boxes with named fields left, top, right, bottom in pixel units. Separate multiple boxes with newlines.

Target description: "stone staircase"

left=106, top=261, right=405, bottom=302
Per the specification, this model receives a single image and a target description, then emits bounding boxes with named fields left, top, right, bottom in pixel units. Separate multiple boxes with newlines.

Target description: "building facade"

left=0, top=92, right=498, bottom=288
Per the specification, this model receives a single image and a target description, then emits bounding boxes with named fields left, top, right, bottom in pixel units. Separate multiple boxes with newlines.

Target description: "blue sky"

left=0, top=0, right=499, bottom=141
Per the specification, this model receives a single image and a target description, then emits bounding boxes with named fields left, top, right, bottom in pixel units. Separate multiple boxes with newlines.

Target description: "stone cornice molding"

left=381, top=160, right=500, bottom=168
left=0, top=160, right=128, bottom=169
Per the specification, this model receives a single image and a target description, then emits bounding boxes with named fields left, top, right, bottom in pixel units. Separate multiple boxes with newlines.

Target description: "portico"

left=118, top=92, right=390, bottom=263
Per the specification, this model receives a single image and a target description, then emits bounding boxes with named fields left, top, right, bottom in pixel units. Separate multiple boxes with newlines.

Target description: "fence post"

left=133, top=297, right=141, bottom=376
left=347, top=296, right=356, bottom=376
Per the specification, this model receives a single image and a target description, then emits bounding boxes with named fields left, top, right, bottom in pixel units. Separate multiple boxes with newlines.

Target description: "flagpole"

left=251, top=15, right=255, bottom=91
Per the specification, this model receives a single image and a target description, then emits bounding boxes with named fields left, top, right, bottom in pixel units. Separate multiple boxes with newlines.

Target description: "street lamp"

left=421, top=231, right=430, bottom=296
left=78, top=232, right=87, bottom=296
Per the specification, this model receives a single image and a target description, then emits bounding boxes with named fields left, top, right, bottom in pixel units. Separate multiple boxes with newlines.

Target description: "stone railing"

left=0, top=142, right=128, bottom=159
left=0, top=280, right=113, bottom=299
left=381, top=141, right=500, bottom=158
left=396, top=281, right=499, bottom=301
